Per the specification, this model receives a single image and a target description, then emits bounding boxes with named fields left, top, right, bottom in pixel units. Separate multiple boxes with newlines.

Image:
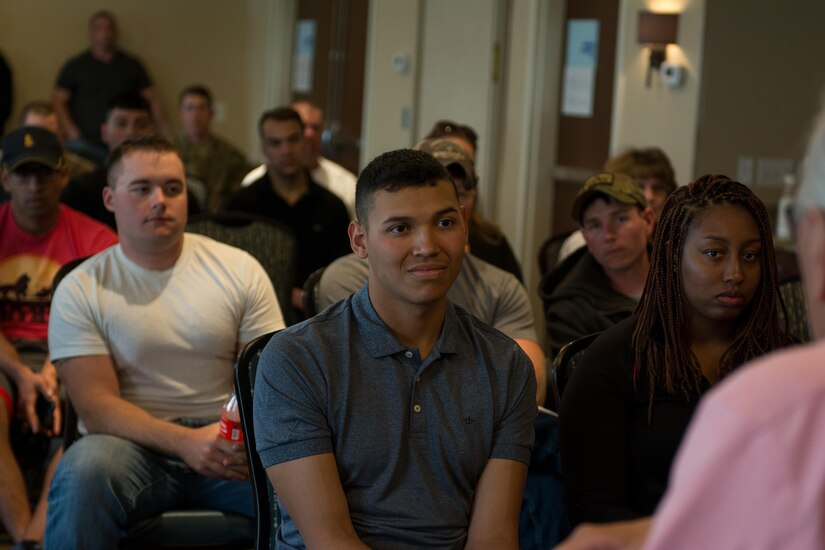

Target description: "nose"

left=412, top=227, right=439, bottom=257
left=149, top=185, right=167, bottom=209
left=724, top=256, right=744, bottom=285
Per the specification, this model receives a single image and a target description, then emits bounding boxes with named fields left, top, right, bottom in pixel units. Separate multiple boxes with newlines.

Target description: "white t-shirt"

left=49, top=233, right=285, bottom=421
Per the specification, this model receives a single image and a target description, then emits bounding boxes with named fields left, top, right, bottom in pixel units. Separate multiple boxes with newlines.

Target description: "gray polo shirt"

left=254, top=285, right=536, bottom=549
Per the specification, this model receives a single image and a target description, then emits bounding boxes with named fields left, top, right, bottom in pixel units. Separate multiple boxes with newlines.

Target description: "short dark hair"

left=179, top=84, right=213, bottom=108
left=89, top=10, right=116, bottom=28
left=106, top=134, right=179, bottom=187
left=258, top=107, right=304, bottom=135
left=355, top=149, right=455, bottom=224
left=17, top=101, right=54, bottom=125
left=104, top=92, right=150, bottom=121
left=603, top=147, right=677, bottom=193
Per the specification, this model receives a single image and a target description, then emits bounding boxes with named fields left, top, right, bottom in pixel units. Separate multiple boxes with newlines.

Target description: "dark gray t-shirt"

left=55, top=50, right=151, bottom=144
left=318, top=253, right=538, bottom=342
left=254, top=286, right=536, bottom=549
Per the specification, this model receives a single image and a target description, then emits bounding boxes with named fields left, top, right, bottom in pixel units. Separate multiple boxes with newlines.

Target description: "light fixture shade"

left=637, top=11, right=678, bottom=44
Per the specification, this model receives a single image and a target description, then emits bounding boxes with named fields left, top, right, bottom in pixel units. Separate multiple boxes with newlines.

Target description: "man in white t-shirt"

left=43, top=135, right=285, bottom=549
left=242, top=100, right=357, bottom=219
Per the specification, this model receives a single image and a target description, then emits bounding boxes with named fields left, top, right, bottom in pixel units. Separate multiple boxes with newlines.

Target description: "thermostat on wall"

left=660, top=62, right=684, bottom=88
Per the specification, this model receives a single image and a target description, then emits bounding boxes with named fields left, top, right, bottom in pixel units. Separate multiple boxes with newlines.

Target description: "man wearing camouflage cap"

left=540, top=172, right=654, bottom=357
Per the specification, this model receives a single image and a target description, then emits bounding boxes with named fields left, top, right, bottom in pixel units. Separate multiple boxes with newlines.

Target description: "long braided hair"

left=632, top=174, right=793, bottom=419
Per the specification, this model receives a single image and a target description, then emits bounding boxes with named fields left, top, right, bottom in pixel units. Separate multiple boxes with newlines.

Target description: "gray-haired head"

left=796, top=95, right=825, bottom=221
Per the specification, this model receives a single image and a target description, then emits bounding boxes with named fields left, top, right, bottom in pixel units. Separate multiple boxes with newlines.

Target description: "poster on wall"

left=561, top=19, right=599, bottom=118
left=292, top=20, right=316, bottom=93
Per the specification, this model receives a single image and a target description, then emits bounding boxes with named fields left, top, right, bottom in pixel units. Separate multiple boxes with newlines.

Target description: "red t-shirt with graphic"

left=0, top=203, right=118, bottom=342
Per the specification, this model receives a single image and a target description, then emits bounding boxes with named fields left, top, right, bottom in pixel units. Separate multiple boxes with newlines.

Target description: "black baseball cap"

left=1, top=126, right=64, bottom=172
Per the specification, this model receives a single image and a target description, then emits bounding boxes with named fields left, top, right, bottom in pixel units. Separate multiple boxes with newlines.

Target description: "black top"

left=468, top=228, right=523, bottom=283
left=541, top=249, right=638, bottom=357
left=222, top=173, right=351, bottom=285
left=559, top=315, right=711, bottom=525
left=55, top=50, right=151, bottom=144
left=0, top=51, right=11, bottom=135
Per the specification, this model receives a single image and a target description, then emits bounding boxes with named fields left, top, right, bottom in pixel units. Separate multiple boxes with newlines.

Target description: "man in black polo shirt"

left=222, top=107, right=350, bottom=312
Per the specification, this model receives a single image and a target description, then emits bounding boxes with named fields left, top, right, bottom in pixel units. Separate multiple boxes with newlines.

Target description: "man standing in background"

left=53, top=10, right=171, bottom=161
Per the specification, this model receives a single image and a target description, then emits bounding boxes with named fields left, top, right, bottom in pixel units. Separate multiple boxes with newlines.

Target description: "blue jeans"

left=44, top=431, right=254, bottom=549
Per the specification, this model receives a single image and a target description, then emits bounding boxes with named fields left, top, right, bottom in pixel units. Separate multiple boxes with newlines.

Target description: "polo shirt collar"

left=352, top=285, right=460, bottom=359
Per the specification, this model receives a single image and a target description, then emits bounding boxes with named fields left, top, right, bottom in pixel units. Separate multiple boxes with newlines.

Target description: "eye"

left=164, top=183, right=184, bottom=196
left=703, top=249, right=722, bottom=259
left=743, top=250, right=761, bottom=262
left=617, top=214, right=630, bottom=223
left=436, top=218, right=456, bottom=229
left=388, top=224, right=408, bottom=234
left=130, top=185, right=149, bottom=195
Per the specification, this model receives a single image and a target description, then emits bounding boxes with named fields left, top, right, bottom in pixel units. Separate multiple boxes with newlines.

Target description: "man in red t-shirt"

left=0, top=126, right=117, bottom=546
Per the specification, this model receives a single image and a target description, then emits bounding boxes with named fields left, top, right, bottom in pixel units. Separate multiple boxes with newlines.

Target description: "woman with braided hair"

left=559, top=174, right=795, bottom=526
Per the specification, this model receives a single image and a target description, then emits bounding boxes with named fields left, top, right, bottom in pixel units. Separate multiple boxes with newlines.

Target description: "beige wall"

left=0, top=0, right=290, bottom=158
left=610, top=0, right=705, bottom=184
left=361, top=0, right=421, bottom=166
left=694, top=0, right=825, bottom=197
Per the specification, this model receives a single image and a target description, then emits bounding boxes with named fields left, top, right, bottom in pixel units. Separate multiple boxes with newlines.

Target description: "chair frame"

left=547, top=332, right=600, bottom=412
left=234, top=331, right=279, bottom=550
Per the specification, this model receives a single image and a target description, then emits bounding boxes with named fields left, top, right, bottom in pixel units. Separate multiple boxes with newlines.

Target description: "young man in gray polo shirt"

left=254, top=148, right=537, bottom=549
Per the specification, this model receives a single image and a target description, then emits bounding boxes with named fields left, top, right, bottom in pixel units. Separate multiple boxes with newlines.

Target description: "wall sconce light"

left=637, top=11, right=679, bottom=87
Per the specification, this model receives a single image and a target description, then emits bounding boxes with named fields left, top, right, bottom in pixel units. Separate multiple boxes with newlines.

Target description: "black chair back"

left=235, top=331, right=279, bottom=550
left=188, top=212, right=298, bottom=325
left=547, top=332, right=600, bottom=412
left=301, top=267, right=326, bottom=318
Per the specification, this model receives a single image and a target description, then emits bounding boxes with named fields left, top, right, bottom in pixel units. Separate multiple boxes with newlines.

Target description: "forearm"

left=141, top=88, right=173, bottom=138
left=0, top=331, right=29, bottom=381
left=52, top=88, right=79, bottom=139
left=74, top=389, right=192, bottom=459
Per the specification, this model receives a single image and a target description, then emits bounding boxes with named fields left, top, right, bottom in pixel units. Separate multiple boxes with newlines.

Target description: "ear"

left=642, top=206, right=655, bottom=238
left=57, top=167, right=69, bottom=191
left=0, top=171, right=9, bottom=193
left=102, top=184, right=115, bottom=213
left=349, top=220, right=368, bottom=259
left=459, top=204, right=469, bottom=241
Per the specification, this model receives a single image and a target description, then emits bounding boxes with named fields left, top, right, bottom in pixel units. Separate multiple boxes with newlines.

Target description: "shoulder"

left=451, top=304, right=528, bottom=361
left=573, top=316, right=637, bottom=382
left=61, top=50, right=93, bottom=68
left=185, top=232, right=258, bottom=266
left=707, top=342, right=825, bottom=424
left=318, top=157, right=356, bottom=182
left=58, top=205, right=114, bottom=233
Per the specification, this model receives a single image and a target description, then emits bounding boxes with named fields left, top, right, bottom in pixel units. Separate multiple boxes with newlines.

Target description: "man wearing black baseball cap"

left=541, top=172, right=654, bottom=357
left=0, top=126, right=116, bottom=547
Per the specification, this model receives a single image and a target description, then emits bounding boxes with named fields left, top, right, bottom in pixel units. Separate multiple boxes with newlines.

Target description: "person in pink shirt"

left=555, top=102, right=825, bottom=550
left=0, top=126, right=117, bottom=548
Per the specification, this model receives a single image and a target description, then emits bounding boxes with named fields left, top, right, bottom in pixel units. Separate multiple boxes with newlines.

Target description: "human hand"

left=553, top=518, right=653, bottom=550
left=177, top=422, right=249, bottom=481
left=14, top=362, right=62, bottom=436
